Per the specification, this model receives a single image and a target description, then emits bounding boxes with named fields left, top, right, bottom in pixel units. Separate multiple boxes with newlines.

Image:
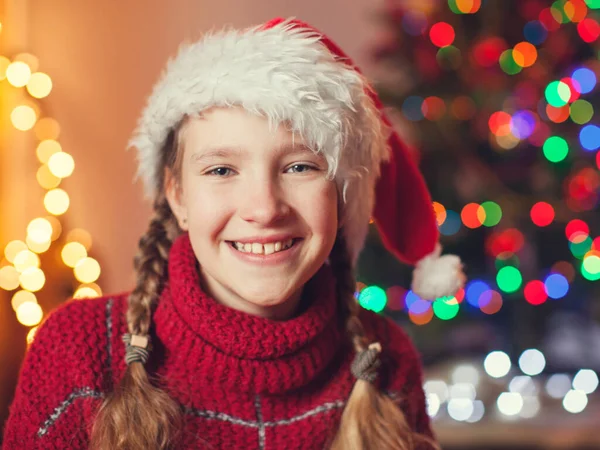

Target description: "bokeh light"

left=6, top=61, right=31, bottom=87
left=36, top=140, right=62, bottom=164
left=481, top=201, right=502, bottom=227
left=518, top=349, right=546, bottom=376
left=359, top=286, right=387, bottom=313
left=433, top=297, right=460, bottom=320
left=544, top=273, right=569, bottom=299
left=484, top=351, right=512, bottom=378
left=570, top=100, right=594, bottom=124
left=530, top=201, right=555, bottom=226
left=577, top=17, right=600, bottom=42
left=430, top=22, right=455, bottom=48
left=18, top=267, right=45, bottom=292
left=48, top=152, right=75, bottom=178
left=545, top=80, right=571, bottom=107
left=74, top=257, right=101, bottom=283
left=11, top=105, right=37, bottom=131
left=524, top=21, right=548, bottom=45
left=438, top=210, right=461, bottom=235
left=461, top=203, right=486, bottom=229
left=563, top=390, right=588, bottom=413
left=26, top=72, right=52, bottom=98
left=44, top=188, right=70, bottom=215
left=11, top=290, right=37, bottom=312
left=61, top=242, right=88, bottom=268
left=497, top=266, right=523, bottom=293
left=513, top=42, right=537, bottom=67
left=433, top=201, right=447, bottom=226
left=524, top=280, right=548, bottom=305
left=571, top=67, right=597, bottom=94
left=16, top=302, right=43, bottom=327
left=499, top=50, right=522, bottom=75
left=579, top=124, right=600, bottom=151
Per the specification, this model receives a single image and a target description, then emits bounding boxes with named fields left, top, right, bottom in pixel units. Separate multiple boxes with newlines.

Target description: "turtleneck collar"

left=153, top=233, right=347, bottom=395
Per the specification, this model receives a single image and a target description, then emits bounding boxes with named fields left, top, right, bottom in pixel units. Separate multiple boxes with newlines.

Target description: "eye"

left=286, top=164, right=316, bottom=174
left=206, top=167, right=233, bottom=177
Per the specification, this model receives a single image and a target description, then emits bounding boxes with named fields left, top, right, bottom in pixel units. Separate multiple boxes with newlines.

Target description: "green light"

left=570, top=237, right=592, bottom=259
left=585, top=0, right=600, bottom=9
left=496, top=266, right=522, bottom=293
left=581, top=261, right=600, bottom=281
left=433, top=298, right=459, bottom=320
left=545, top=81, right=571, bottom=107
left=436, top=46, right=462, bottom=70
left=543, top=136, right=569, bottom=162
left=499, top=50, right=522, bottom=75
left=583, top=255, right=600, bottom=274
left=358, top=286, right=387, bottom=313
left=551, top=1, right=570, bottom=23
left=481, top=201, right=502, bottom=227
left=570, top=100, right=594, bottom=125
left=448, top=0, right=462, bottom=14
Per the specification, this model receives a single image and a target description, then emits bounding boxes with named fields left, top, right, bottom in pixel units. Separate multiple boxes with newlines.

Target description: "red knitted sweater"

left=3, top=234, right=434, bottom=449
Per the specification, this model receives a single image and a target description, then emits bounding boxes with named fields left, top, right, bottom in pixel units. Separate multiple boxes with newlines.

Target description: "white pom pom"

left=411, top=244, right=465, bottom=300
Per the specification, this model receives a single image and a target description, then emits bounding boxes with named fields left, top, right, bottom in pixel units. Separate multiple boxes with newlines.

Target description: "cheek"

left=184, top=185, right=233, bottom=240
left=294, top=181, right=338, bottom=236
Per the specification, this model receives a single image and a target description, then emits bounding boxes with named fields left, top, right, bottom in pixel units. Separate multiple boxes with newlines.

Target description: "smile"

left=228, top=239, right=298, bottom=255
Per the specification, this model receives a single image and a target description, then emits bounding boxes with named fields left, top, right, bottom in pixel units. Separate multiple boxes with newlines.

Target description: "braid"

left=90, top=128, right=185, bottom=450
left=329, top=232, right=438, bottom=450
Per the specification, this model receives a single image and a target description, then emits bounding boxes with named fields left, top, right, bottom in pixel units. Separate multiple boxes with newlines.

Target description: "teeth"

left=232, top=239, right=295, bottom=255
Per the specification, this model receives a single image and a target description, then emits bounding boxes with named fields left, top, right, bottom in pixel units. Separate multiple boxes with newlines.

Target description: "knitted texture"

left=2, top=234, right=434, bottom=449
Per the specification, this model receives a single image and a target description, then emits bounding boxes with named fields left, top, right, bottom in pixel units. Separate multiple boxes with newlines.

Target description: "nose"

left=238, top=176, right=291, bottom=225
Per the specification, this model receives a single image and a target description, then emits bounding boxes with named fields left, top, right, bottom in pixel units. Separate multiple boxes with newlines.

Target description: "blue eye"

left=287, top=164, right=315, bottom=174
left=207, top=167, right=233, bottom=177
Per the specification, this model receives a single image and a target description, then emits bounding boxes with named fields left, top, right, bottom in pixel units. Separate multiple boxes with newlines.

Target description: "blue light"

left=511, top=111, right=536, bottom=139
left=571, top=68, right=597, bottom=94
left=465, top=280, right=491, bottom=308
left=579, top=125, right=600, bottom=151
left=544, top=273, right=569, bottom=299
left=402, top=96, right=424, bottom=121
left=524, top=21, right=548, bottom=45
left=405, top=290, right=430, bottom=314
left=438, top=210, right=461, bottom=236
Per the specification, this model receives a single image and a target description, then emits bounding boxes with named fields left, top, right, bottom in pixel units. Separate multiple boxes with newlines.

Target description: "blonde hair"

left=90, top=120, right=438, bottom=450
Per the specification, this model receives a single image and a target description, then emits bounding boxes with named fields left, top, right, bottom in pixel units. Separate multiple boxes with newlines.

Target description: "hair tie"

left=122, top=333, right=151, bottom=365
left=351, top=342, right=382, bottom=383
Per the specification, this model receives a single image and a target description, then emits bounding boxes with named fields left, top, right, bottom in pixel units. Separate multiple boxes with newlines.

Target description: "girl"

left=3, top=18, right=463, bottom=450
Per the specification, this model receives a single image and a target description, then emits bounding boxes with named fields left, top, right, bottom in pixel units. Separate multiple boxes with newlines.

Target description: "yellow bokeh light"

left=16, top=301, right=43, bottom=326
left=46, top=215, right=63, bottom=241
left=27, top=217, right=53, bottom=244
left=26, top=72, right=52, bottom=98
left=11, top=290, right=37, bottom=312
left=13, top=53, right=39, bottom=72
left=27, top=326, right=38, bottom=345
left=74, top=257, right=101, bottom=283
left=67, top=228, right=93, bottom=250
left=0, top=56, right=10, bottom=80
left=48, top=152, right=75, bottom=178
left=34, top=117, right=61, bottom=141
left=36, top=139, right=62, bottom=164
left=13, top=250, right=41, bottom=273
left=495, top=132, right=520, bottom=151
left=6, top=61, right=31, bottom=87
left=11, top=105, right=37, bottom=131
left=61, top=241, right=87, bottom=267
left=19, top=267, right=45, bottom=292
left=5, top=240, right=27, bottom=262
left=80, top=282, right=102, bottom=296
left=74, top=286, right=101, bottom=299
left=36, top=165, right=61, bottom=189
left=44, top=188, right=70, bottom=215
left=26, top=236, right=51, bottom=254
left=0, top=265, right=20, bottom=290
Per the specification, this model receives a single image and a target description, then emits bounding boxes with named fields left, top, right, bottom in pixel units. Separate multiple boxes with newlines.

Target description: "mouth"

left=227, top=238, right=301, bottom=255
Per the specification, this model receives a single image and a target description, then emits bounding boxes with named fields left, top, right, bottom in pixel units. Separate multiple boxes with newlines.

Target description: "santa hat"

left=129, top=17, right=465, bottom=300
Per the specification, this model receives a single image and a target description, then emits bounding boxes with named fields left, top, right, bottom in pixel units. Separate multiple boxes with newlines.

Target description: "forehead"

left=182, top=107, right=315, bottom=158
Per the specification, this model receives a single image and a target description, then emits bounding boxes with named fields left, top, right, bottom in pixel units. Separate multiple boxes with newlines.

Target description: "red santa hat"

left=129, top=17, right=465, bottom=300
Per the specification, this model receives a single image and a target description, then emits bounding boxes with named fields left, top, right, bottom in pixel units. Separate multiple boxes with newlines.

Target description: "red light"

left=489, top=111, right=512, bottom=136
left=472, top=37, right=507, bottom=67
left=524, top=280, right=548, bottom=305
left=430, top=22, right=455, bottom=48
left=539, top=7, right=561, bottom=31
left=560, top=77, right=581, bottom=102
left=487, top=228, right=525, bottom=256
left=565, top=219, right=589, bottom=242
left=530, top=202, right=555, bottom=226
left=422, top=96, right=446, bottom=121
left=578, top=18, right=600, bottom=43
left=461, top=203, right=485, bottom=229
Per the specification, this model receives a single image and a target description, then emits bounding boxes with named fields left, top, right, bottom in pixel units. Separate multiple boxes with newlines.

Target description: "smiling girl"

left=3, top=18, right=464, bottom=450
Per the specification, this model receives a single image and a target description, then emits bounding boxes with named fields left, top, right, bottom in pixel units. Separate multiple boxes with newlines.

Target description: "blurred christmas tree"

left=356, top=0, right=600, bottom=367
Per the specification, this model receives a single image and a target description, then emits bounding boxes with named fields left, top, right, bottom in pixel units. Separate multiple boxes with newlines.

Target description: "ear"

left=164, top=168, right=188, bottom=231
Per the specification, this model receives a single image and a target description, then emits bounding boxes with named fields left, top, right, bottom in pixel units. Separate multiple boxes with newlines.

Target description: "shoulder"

left=358, top=309, right=425, bottom=392
left=26, top=293, right=129, bottom=384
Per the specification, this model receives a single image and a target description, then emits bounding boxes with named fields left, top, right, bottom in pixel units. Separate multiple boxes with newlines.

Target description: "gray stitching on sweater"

left=37, top=387, right=104, bottom=437
left=106, top=298, right=113, bottom=377
left=263, top=400, right=345, bottom=426
left=255, top=395, right=266, bottom=449
left=185, top=408, right=259, bottom=427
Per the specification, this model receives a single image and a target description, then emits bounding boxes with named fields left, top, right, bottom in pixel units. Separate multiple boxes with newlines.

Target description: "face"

left=166, top=107, right=338, bottom=320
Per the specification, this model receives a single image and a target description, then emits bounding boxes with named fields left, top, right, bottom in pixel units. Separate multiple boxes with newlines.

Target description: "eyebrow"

left=190, top=143, right=316, bottom=165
